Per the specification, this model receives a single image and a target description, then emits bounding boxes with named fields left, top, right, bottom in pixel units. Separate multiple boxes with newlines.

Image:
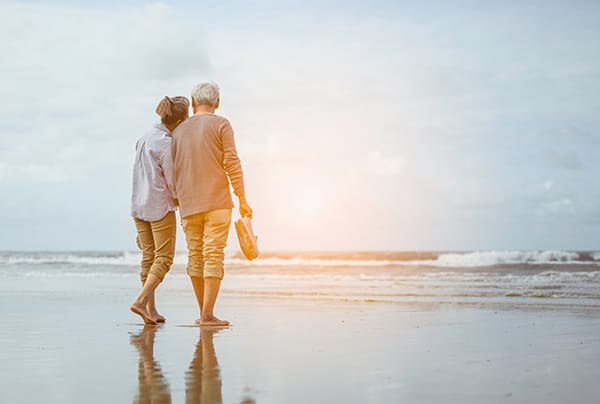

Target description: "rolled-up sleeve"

left=221, top=119, right=245, bottom=198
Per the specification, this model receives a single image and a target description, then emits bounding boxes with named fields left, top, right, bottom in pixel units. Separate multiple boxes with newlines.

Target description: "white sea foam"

left=2, top=258, right=598, bottom=303
left=0, top=252, right=141, bottom=266
left=0, top=253, right=403, bottom=267
left=225, top=257, right=402, bottom=267
left=0, top=250, right=597, bottom=268
left=19, top=271, right=138, bottom=279
left=6, top=266, right=600, bottom=286
left=413, top=250, right=583, bottom=267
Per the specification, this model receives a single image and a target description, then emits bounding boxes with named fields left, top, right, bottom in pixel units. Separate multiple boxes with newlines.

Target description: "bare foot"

left=130, top=302, right=157, bottom=325
left=148, top=308, right=166, bottom=323
left=195, top=315, right=230, bottom=327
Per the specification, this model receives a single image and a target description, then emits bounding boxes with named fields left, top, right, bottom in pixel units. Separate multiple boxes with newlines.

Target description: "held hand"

left=239, top=198, right=253, bottom=219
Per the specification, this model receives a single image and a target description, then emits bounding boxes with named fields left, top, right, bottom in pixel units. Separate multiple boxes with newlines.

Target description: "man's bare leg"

left=190, top=276, right=205, bottom=321
left=197, top=277, right=229, bottom=326
left=131, top=274, right=161, bottom=325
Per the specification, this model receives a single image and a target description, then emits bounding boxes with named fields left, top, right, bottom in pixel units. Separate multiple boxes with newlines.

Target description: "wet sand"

left=1, top=277, right=600, bottom=403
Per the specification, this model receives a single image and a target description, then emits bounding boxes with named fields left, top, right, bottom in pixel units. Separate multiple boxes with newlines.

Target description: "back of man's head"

left=191, top=81, right=220, bottom=109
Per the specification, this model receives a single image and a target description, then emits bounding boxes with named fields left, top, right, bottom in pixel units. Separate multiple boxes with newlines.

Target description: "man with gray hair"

left=172, top=81, right=252, bottom=326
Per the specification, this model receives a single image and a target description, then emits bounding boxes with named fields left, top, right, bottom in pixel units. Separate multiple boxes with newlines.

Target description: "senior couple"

left=129, top=81, right=252, bottom=327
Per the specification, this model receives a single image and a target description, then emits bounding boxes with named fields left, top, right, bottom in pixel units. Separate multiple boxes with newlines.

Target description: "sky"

left=1, top=0, right=599, bottom=251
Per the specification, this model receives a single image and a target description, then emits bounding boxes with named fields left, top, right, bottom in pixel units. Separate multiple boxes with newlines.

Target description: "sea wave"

left=0, top=252, right=142, bottom=266
left=0, top=253, right=403, bottom=267
left=1, top=250, right=599, bottom=268
left=414, top=250, right=588, bottom=268
left=2, top=262, right=599, bottom=304
left=238, top=250, right=600, bottom=268
left=5, top=267, right=600, bottom=286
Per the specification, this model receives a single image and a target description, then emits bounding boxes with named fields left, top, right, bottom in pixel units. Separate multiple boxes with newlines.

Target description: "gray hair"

left=191, top=81, right=220, bottom=107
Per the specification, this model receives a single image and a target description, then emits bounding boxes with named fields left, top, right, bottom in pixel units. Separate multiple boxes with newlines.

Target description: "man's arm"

left=221, top=120, right=252, bottom=218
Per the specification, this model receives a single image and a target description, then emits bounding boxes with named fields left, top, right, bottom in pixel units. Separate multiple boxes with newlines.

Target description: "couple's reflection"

left=130, top=326, right=222, bottom=404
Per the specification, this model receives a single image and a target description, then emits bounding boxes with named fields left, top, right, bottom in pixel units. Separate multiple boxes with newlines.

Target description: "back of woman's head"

left=156, top=96, right=189, bottom=126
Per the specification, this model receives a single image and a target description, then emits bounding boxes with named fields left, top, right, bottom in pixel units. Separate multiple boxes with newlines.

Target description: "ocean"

left=2, top=250, right=600, bottom=403
left=2, top=250, right=599, bottom=307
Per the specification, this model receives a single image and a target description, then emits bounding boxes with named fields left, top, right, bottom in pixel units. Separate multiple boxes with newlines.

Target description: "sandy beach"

left=1, top=266, right=600, bottom=404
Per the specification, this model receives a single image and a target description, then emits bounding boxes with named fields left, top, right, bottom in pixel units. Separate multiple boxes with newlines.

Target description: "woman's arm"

left=160, top=139, right=177, bottom=201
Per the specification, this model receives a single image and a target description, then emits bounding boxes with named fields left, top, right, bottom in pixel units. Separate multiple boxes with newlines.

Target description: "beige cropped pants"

left=134, top=210, right=176, bottom=283
left=181, top=209, right=232, bottom=280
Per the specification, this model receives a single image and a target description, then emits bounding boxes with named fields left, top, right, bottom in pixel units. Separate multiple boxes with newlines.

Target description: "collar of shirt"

left=153, top=122, right=171, bottom=136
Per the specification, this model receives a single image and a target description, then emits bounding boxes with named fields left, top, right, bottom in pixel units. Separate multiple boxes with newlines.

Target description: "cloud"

left=542, top=149, right=584, bottom=170
left=1, top=0, right=600, bottom=250
left=1, top=2, right=209, bottom=90
left=536, top=197, right=576, bottom=216
left=0, top=2, right=213, bottom=249
left=0, top=2, right=211, bottom=184
left=367, top=151, right=404, bottom=176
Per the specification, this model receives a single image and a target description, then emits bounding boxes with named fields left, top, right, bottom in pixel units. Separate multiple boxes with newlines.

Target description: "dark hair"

left=156, top=96, right=189, bottom=126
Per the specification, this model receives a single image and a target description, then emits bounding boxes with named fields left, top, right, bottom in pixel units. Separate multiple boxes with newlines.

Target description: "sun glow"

left=295, top=192, right=322, bottom=217
left=282, top=187, right=326, bottom=225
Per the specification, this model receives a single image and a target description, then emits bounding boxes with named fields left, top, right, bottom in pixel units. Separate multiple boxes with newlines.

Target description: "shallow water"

left=1, top=250, right=599, bottom=307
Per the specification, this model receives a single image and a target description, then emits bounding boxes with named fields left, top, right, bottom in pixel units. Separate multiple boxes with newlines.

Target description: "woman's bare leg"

left=146, top=290, right=166, bottom=323
left=131, top=274, right=162, bottom=325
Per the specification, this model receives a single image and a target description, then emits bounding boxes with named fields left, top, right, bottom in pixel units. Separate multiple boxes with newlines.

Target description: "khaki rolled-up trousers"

left=181, top=209, right=232, bottom=280
left=134, top=210, right=176, bottom=283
